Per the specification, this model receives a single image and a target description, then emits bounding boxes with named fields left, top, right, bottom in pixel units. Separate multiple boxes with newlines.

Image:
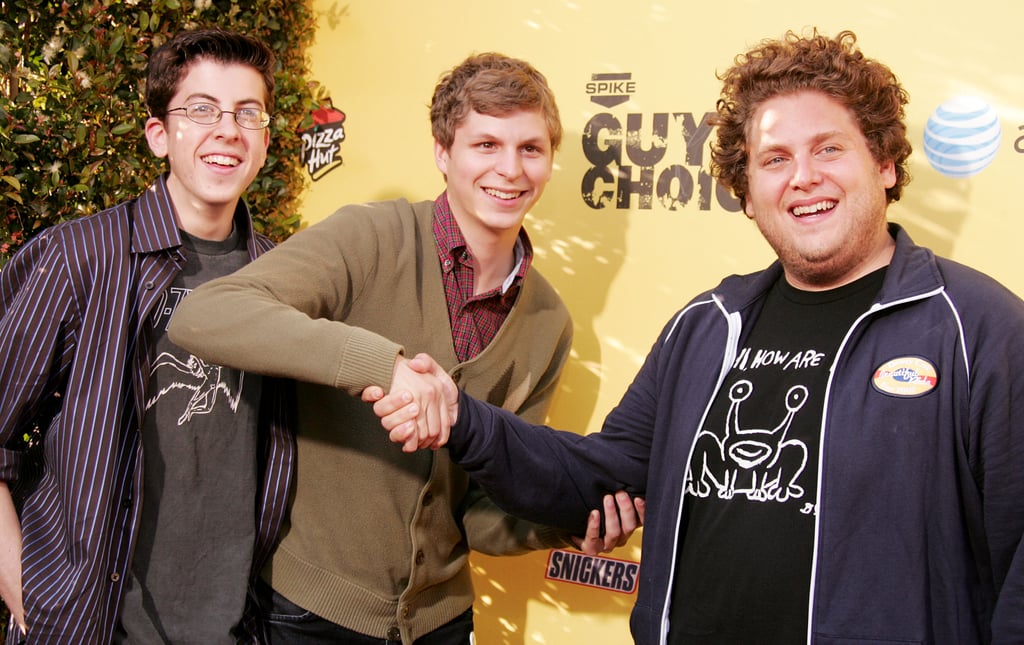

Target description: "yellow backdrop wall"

left=302, top=1, right=1024, bottom=642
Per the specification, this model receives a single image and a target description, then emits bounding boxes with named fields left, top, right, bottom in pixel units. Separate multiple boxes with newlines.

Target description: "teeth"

left=484, top=188, right=522, bottom=200
left=202, top=154, right=240, bottom=167
left=792, top=200, right=835, bottom=216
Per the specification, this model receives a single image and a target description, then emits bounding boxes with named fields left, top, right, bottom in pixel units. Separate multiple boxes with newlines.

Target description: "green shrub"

left=0, top=0, right=323, bottom=634
left=1, top=0, right=323, bottom=263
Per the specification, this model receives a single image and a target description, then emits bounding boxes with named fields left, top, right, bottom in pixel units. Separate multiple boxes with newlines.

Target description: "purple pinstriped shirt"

left=432, top=192, right=533, bottom=362
left=0, top=175, right=294, bottom=644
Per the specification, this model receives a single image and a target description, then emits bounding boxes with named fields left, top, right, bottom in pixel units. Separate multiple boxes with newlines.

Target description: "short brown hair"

left=710, top=29, right=912, bottom=207
left=146, top=27, right=276, bottom=120
left=430, top=53, right=562, bottom=151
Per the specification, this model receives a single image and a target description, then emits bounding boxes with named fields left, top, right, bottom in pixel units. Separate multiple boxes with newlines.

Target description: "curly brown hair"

left=709, top=29, right=912, bottom=208
left=430, top=52, right=562, bottom=152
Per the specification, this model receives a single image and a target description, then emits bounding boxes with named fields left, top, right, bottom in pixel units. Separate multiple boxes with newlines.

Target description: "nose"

left=788, top=154, right=821, bottom=190
left=494, top=149, right=523, bottom=179
left=212, top=112, right=243, bottom=139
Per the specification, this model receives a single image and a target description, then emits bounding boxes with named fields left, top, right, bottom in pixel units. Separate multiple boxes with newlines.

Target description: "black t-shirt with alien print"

left=669, top=267, right=885, bottom=644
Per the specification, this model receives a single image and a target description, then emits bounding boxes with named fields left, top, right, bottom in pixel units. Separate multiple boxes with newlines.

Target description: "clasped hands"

left=361, top=353, right=643, bottom=555
left=362, top=353, right=459, bottom=453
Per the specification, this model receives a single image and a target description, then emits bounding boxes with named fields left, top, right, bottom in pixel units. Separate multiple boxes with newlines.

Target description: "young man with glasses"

left=0, top=28, right=292, bottom=644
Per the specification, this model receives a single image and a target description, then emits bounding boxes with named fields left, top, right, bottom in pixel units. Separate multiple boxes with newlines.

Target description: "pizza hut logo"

left=301, top=99, right=346, bottom=181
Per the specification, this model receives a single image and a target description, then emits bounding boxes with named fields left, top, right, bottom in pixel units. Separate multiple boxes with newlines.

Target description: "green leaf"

left=108, top=34, right=125, bottom=56
left=2, top=176, right=21, bottom=190
left=111, top=122, right=135, bottom=136
left=14, top=134, right=40, bottom=144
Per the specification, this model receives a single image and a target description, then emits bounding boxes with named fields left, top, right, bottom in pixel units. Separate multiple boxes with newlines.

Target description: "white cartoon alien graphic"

left=146, top=352, right=244, bottom=425
left=686, top=379, right=809, bottom=503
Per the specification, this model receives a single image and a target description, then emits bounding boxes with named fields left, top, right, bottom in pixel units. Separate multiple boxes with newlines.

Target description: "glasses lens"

left=235, top=109, right=270, bottom=129
left=187, top=104, right=221, bottom=124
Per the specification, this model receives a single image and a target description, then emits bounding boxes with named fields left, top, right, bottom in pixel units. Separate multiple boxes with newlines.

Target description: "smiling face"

left=744, top=90, right=897, bottom=291
left=145, top=59, right=270, bottom=238
left=435, top=109, right=553, bottom=249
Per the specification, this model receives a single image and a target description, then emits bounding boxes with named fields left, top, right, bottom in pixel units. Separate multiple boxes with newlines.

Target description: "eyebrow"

left=180, top=92, right=266, bottom=108
left=753, top=129, right=851, bottom=155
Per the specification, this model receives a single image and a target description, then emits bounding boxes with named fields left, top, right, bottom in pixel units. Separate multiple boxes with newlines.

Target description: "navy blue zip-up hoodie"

left=447, top=225, right=1024, bottom=644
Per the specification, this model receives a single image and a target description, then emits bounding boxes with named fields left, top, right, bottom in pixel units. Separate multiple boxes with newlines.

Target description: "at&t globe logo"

left=923, top=96, right=1001, bottom=178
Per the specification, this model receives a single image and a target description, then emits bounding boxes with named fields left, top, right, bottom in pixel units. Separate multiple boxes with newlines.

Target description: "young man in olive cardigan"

left=169, top=53, right=639, bottom=644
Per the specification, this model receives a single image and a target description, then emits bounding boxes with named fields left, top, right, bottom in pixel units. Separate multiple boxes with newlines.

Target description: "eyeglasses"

left=167, top=103, right=272, bottom=130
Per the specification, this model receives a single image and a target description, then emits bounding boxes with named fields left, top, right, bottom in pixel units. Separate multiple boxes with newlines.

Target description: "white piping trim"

left=803, top=285, right=945, bottom=644
left=658, top=294, right=741, bottom=644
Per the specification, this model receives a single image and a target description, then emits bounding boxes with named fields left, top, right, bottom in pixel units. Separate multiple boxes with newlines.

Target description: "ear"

left=145, top=116, right=169, bottom=159
left=879, top=159, right=897, bottom=189
left=434, top=140, right=449, bottom=176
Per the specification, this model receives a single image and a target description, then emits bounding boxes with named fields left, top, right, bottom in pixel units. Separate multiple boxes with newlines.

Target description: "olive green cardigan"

left=169, top=198, right=573, bottom=643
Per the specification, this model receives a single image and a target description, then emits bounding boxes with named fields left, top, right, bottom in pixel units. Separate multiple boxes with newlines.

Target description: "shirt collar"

left=131, top=173, right=259, bottom=259
left=432, top=191, right=534, bottom=293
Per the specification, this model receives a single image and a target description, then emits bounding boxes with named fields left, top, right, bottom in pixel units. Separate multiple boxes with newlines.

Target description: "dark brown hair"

left=146, top=27, right=276, bottom=119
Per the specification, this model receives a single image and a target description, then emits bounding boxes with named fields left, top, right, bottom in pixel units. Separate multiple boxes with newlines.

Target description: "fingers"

left=600, top=493, right=624, bottom=551
left=571, top=491, right=645, bottom=555
left=409, top=353, right=459, bottom=429
left=612, top=490, right=642, bottom=540
left=361, top=385, right=385, bottom=403
left=571, top=510, right=605, bottom=555
left=372, top=355, right=456, bottom=452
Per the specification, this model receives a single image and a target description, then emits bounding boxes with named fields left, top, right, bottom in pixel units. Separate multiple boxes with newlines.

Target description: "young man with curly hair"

left=376, top=30, right=1024, bottom=644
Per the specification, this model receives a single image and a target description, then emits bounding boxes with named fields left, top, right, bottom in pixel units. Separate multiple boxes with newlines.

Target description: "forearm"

left=170, top=281, right=399, bottom=394
left=167, top=221, right=402, bottom=395
left=0, top=482, right=25, bottom=632
left=448, top=392, right=627, bottom=534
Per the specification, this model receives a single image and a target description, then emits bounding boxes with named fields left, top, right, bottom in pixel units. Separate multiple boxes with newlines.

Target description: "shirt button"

left=415, top=550, right=425, bottom=566
left=387, top=626, right=401, bottom=640
left=422, top=492, right=433, bottom=506
left=110, top=572, right=121, bottom=582
left=402, top=605, right=410, bottom=618
left=144, top=281, right=155, bottom=290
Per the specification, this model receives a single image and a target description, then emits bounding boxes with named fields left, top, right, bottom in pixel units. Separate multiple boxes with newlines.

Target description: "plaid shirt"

left=432, top=192, right=533, bottom=362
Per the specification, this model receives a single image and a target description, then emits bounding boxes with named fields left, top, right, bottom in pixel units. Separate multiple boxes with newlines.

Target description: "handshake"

left=361, top=353, right=461, bottom=453
left=362, top=353, right=645, bottom=554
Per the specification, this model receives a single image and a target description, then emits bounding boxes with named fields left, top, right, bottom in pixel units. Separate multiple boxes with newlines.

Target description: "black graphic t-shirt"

left=669, top=268, right=885, bottom=644
left=117, top=229, right=260, bottom=644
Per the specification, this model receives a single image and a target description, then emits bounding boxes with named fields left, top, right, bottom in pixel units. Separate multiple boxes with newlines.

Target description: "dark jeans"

left=255, top=578, right=474, bottom=645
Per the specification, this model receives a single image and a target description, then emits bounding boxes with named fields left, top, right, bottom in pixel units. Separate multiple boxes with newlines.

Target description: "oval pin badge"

left=871, top=356, right=939, bottom=398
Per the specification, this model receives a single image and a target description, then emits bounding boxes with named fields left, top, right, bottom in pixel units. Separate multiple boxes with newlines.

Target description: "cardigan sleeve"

left=168, top=205, right=404, bottom=396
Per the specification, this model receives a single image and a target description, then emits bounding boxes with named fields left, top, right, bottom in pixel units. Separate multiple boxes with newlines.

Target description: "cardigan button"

left=387, top=626, right=401, bottom=640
